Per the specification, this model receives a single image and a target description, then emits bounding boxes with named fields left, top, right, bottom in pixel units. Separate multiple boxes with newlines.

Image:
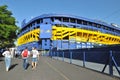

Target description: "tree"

left=0, top=5, right=19, bottom=48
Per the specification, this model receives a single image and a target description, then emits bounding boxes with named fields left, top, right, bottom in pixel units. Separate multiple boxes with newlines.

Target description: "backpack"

left=23, top=50, right=28, bottom=57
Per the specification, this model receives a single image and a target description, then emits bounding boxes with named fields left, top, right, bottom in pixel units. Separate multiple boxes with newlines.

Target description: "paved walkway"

left=0, top=56, right=119, bottom=80
left=53, top=57, right=120, bottom=77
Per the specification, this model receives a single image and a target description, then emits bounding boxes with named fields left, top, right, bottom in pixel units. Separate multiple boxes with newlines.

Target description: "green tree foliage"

left=0, top=5, right=19, bottom=48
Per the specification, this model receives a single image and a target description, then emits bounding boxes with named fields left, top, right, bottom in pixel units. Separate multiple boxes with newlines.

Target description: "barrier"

left=50, top=45, right=120, bottom=76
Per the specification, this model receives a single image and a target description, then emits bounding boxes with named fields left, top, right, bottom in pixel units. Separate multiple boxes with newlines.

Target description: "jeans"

left=32, top=58, right=37, bottom=62
left=5, top=57, right=11, bottom=70
left=23, top=58, right=28, bottom=70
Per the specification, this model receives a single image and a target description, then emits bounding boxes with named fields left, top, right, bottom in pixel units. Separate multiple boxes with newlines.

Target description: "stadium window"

left=55, top=24, right=62, bottom=27
left=101, top=25, right=104, bottom=29
left=104, top=26, right=108, bottom=30
left=113, top=29, right=116, bottom=32
left=111, top=28, right=114, bottom=32
left=40, top=19, right=43, bottom=23
left=51, top=17, right=54, bottom=22
left=45, top=39, right=47, bottom=42
left=32, top=21, right=35, bottom=26
left=37, top=26, right=39, bottom=28
left=97, top=24, right=101, bottom=28
left=55, top=17, right=62, bottom=22
left=108, top=27, right=111, bottom=31
left=70, top=18, right=75, bottom=23
left=73, top=25, right=76, bottom=28
left=116, top=30, right=120, bottom=34
left=63, top=17, right=69, bottom=22
left=77, top=19, right=82, bottom=24
left=88, top=22, right=92, bottom=26
left=104, top=26, right=107, bottom=30
left=93, top=23, right=97, bottom=27
left=45, top=22, right=48, bottom=24
left=62, top=24, right=67, bottom=27
left=37, top=19, right=40, bottom=24
left=45, top=43, right=47, bottom=46
left=83, top=20, right=87, bottom=25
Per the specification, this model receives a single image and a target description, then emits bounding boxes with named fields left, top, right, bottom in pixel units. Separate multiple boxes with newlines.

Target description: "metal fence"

left=49, top=45, right=120, bottom=77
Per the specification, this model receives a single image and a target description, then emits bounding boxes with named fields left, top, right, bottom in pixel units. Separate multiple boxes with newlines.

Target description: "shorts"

left=32, top=58, right=37, bottom=62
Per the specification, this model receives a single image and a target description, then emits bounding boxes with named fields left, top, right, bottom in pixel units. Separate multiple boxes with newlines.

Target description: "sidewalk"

left=0, top=56, right=119, bottom=80
left=53, top=57, right=120, bottom=77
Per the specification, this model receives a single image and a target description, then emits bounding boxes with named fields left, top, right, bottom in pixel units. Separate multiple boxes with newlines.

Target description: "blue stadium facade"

left=17, top=14, right=120, bottom=51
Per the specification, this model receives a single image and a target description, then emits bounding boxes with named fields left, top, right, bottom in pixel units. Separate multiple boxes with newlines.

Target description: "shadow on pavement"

left=26, top=63, right=31, bottom=69
left=9, top=64, right=18, bottom=70
left=0, top=57, right=4, bottom=62
left=0, top=59, right=4, bottom=62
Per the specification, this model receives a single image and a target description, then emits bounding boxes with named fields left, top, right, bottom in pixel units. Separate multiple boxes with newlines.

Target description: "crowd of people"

left=2, top=47, right=40, bottom=71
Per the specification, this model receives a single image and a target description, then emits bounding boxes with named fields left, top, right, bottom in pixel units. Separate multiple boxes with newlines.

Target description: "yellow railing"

left=17, top=26, right=120, bottom=46
left=51, top=26, right=120, bottom=45
left=17, top=29, right=40, bottom=46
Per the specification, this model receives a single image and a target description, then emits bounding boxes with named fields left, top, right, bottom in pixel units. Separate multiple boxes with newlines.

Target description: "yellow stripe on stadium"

left=17, top=29, right=40, bottom=46
left=51, top=26, right=120, bottom=45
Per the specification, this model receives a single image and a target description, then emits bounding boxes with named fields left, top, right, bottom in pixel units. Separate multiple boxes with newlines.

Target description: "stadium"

left=17, top=14, right=120, bottom=51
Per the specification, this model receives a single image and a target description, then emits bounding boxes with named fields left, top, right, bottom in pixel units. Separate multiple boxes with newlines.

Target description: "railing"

left=49, top=45, right=120, bottom=77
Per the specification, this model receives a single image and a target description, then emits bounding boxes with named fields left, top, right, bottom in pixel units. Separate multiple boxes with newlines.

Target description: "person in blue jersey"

left=2, top=48, right=12, bottom=71
left=21, top=47, right=30, bottom=70
left=31, top=47, right=39, bottom=70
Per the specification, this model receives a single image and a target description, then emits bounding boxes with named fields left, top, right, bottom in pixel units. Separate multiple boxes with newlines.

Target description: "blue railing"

left=49, top=45, right=120, bottom=77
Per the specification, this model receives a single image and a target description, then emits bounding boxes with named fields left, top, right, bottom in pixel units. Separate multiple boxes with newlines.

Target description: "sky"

left=0, top=0, right=120, bottom=27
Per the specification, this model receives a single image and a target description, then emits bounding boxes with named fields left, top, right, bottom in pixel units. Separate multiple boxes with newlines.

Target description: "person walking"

left=2, top=48, right=12, bottom=71
left=21, top=47, right=30, bottom=70
left=31, top=47, right=39, bottom=70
